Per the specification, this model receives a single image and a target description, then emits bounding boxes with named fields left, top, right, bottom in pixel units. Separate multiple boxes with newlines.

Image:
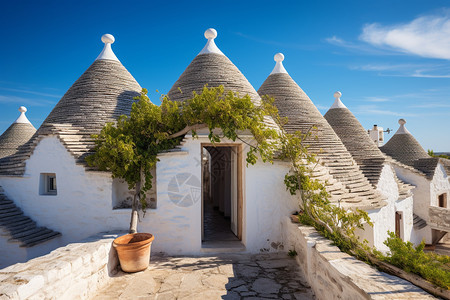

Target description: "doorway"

left=395, top=211, right=402, bottom=239
left=201, top=144, right=242, bottom=243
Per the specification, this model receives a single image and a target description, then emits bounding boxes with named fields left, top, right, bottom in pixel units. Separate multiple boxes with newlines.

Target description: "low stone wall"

left=282, top=217, right=433, bottom=299
left=0, top=231, right=124, bottom=299
left=429, top=206, right=450, bottom=232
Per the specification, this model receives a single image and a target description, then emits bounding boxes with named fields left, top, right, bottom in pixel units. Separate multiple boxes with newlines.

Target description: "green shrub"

left=377, top=232, right=450, bottom=289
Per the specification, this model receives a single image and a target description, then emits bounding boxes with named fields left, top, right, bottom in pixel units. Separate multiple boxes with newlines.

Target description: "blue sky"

left=0, top=1, right=449, bottom=151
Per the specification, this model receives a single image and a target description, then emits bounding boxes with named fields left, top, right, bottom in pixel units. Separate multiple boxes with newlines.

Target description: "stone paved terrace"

left=91, top=253, right=314, bottom=299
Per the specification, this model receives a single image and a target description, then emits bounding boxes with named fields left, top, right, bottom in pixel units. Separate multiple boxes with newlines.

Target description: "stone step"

left=0, top=185, right=61, bottom=247
left=21, top=231, right=61, bottom=248
left=0, top=208, right=23, bottom=219
left=7, top=222, right=37, bottom=235
left=0, top=198, right=14, bottom=205
left=0, top=214, right=30, bottom=225
left=0, top=203, right=17, bottom=210
left=18, top=228, right=54, bottom=243
left=10, top=227, right=46, bottom=240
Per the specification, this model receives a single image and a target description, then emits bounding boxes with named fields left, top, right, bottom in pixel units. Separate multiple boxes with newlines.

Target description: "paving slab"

left=91, top=252, right=314, bottom=299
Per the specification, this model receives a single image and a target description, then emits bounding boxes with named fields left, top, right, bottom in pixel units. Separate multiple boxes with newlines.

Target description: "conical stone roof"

left=324, top=92, right=386, bottom=186
left=258, top=54, right=384, bottom=209
left=380, top=119, right=430, bottom=167
left=167, top=28, right=277, bottom=130
left=0, top=34, right=141, bottom=176
left=0, top=107, right=36, bottom=159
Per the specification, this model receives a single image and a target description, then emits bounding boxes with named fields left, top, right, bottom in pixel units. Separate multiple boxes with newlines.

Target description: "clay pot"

left=113, top=233, right=155, bottom=273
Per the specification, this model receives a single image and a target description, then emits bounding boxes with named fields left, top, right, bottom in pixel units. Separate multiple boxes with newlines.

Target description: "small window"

left=40, top=173, right=57, bottom=195
left=438, top=193, right=447, bottom=208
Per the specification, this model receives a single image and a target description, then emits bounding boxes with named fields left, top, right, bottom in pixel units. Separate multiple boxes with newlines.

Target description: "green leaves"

left=379, top=231, right=450, bottom=289
left=87, top=85, right=280, bottom=201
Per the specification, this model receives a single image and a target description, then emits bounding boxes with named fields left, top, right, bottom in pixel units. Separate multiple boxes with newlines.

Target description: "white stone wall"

left=0, top=231, right=62, bottom=269
left=282, top=218, right=433, bottom=299
left=0, top=136, right=130, bottom=248
left=430, top=163, right=450, bottom=208
left=0, top=231, right=121, bottom=300
left=366, top=165, right=414, bottom=252
left=0, top=233, right=27, bottom=269
left=393, top=165, right=433, bottom=244
left=245, top=160, right=299, bottom=252
left=0, top=134, right=298, bottom=259
left=137, top=135, right=298, bottom=254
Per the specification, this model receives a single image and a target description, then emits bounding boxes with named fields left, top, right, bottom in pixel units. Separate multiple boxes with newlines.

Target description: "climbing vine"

left=87, top=86, right=278, bottom=233
left=88, top=85, right=449, bottom=293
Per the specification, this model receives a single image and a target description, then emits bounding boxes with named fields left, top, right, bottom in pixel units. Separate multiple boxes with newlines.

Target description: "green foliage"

left=87, top=85, right=279, bottom=212
left=376, top=232, right=450, bottom=289
left=268, top=103, right=373, bottom=262
left=288, top=249, right=298, bottom=257
left=428, top=149, right=450, bottom=159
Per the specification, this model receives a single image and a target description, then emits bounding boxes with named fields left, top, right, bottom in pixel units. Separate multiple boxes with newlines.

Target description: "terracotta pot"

left=290, top=214, right=300, bottom=223
left=113, top=233, right=155, bottom=273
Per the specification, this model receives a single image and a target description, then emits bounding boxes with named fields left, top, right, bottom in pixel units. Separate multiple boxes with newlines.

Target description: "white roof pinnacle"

left=330, top=91, right=347, bottom=109
left=395, top=118, right=411, bottom=134
left=14, top=106, right=32, bottom=124
left=199, top=28, right=224, bottom=55
left=96, top=34, right=120, bottom=62
left=270, top=53, right=288, bottom=75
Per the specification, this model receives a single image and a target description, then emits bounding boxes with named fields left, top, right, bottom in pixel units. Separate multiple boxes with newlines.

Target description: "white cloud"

left=0, top=87, right=61, bottom=98
left=0, top=95, right=55, bottom=106
left=354, top=105, right=416, bottom=117
left=364, top=97, right=390, bottom=102
left=360, top=12, right=450, bottom=59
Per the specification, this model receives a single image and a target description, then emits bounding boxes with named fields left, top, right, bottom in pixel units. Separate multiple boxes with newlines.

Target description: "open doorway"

left=201, top=144, right=242, bottom=244
left=395, top=211, right=403, bottom=239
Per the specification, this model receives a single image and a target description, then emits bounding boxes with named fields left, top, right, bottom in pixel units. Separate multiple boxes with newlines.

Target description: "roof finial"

left=199, top=28, right=224, bottom=55
left=204, top=28, right=217, bottom=40
left=96, top=33, right=119, bottom=62
left=330, top=91, right=347, bottom=109
left=270, top=53, right=288, bottom=75
left=396, top=118, right=410, bottom=134
left=14, top=106, right=32, bottom=124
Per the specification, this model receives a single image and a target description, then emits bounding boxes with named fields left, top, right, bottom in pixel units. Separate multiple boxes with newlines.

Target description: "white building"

left=380, top=119, right=450, bottom=245
left=0, top=29, right=448, bottom=268
left=324, top=93, right=416, bottom=250
left=0, top=30, right=298, bottom=268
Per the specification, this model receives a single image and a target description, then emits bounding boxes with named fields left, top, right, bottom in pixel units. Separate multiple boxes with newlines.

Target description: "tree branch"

left=168, top=124, right=208, bottom=139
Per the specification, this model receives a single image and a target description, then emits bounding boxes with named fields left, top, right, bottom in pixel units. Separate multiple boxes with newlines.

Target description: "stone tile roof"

left=380, top=120, right=429, bottom=167
left=257, top=71, right=385, bottom=209
left=167, top=30, right=278, bottom=131
left=413, top=157, right=440, bottom=180
left=0, top=123, right=36, bottom=159
left=0, top=59, right=141, bottom=176
left=324, top=95, right=386, bottom=187
left=379, top=119, right=448, bottom=180
left=0, top=186, right=60, bottom=247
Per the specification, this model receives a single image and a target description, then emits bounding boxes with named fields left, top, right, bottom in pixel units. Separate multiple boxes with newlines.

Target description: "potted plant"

left=87, top=86, right=280, bottom=272
left=86, top=89, right=166, bottom=272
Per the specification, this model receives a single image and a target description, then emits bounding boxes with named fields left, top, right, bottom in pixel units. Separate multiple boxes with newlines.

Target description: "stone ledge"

left=282, top=217, right=435, bottom=299
left=0, top=231, right=125, bottom=300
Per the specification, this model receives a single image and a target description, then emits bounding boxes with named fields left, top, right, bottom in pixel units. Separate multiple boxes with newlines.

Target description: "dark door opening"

left=395, top=212, right=402, bottom=238
left=439, top=193, right=447, bottom=208
left=202, top=145, right=242, bottom=242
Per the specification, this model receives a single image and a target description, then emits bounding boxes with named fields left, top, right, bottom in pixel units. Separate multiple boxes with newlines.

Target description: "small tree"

left=87, top=86, right=278, bottom=233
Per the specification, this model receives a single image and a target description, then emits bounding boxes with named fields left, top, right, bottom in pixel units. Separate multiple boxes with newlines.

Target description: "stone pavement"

left=91, top=252, right=314, bottom=299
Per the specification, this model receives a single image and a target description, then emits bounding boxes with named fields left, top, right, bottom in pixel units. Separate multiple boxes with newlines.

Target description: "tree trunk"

left=129, top=169, right=142, bottom=233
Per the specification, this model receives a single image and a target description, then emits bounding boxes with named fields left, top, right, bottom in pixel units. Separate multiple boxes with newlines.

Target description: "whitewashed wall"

left=0, top=136, right=130, bottom=248
left=430, top=163, right=450, bottom=208
left=138, top=135, right=299, bottom=254
left=356, top=165, right=415, bottom=252
left=245, top=159, right=299, bottom=252
left=0, top=134, right=300, bottom=260
left=393, top=165, right=433, bottom=244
